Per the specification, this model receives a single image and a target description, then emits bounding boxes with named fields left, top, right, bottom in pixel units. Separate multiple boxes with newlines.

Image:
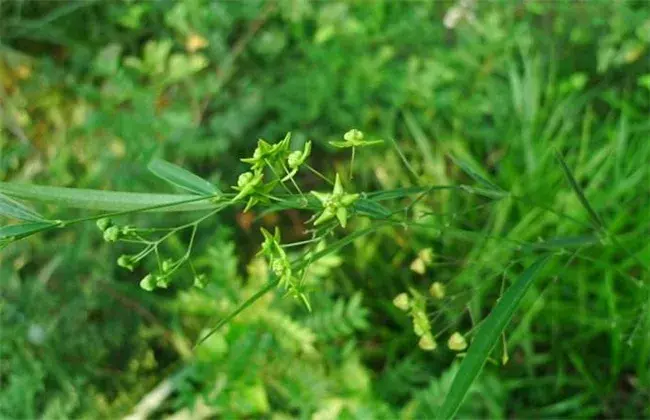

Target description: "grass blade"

left=555, top=151, right=604, bottom=229
left=387, top=136, right=421, bottom=184
left=148, top=158, right=220, bottom=196
left=438, top=255, right=551, bottom=420
left=0, top=192, right=47, bottom=222
left=0, top=183, right=218, bottom=212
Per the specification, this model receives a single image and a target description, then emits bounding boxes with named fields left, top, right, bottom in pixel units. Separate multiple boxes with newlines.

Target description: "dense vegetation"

left=1, top=1, right=649, bottom=418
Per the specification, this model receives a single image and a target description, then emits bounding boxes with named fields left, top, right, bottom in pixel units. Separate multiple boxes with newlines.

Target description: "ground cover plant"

left=1, top=1, right=649, bottom=418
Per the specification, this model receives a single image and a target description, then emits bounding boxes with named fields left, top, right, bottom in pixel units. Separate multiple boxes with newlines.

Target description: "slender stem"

left=194, top=279, right=280, bottom=347
left=305, top=164, right=333, bottom=185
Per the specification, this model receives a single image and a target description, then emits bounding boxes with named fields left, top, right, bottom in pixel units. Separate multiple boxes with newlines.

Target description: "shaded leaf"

left=0, top=221, right=58, bottom=241
left=0, top=182, right=217, bottom=212
left=438, top=255, right=550, bottom=419
left=0, top=192, right=47, bottom=222
left=555, top=151, right=604, bottom=229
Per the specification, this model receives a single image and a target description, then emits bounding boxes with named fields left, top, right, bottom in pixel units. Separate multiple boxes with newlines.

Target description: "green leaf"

left=0, top=221, right=59, bottom=241
left=0, top=182, right=217, bottom=212
left=438, top=255, right=550, bottom=420
left=329, top=141, right=352, bottom=148
left=0, top=192, right=47, bottom=222
left=148, top=158, right=220, bottom=196
left=555, top=151, right=604, bottom=230
left=449, top=154, right=503, bottom=192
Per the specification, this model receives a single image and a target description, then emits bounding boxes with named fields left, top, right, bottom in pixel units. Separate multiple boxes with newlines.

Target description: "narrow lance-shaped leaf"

left=0, top=182, right=217, bottom=212
left=448, top=154, right=504, bottom=192
left=0, top=221, right=59, bottom=241
left=438, top=255, right=550, bottom=420
left=148, top=158, right=220, bottom=196
left=0, top=192, right=47, bottom=222
left=555, top=151, right=604, bottom=230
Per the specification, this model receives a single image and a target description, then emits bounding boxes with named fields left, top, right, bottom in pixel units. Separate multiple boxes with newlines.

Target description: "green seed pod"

left=344, top=129, right=364, bottom=143
left=419, top=334, right=437, bottom=351
left=393, top=293, right=410, bottom=311
left=237, top=172, right=254, bottom=188
left=96, top=218, right=112, bottom=231
left=103, top=226, right=120, bottom=242
left=161, top=259, right=174, bottom=273
left=139, top=274, right=156, bottom=291
left=429, top=282, right=446, bottom=299
left=447, top=332, right=467, bottom=351
left=117, top=255, right=135, bottom=271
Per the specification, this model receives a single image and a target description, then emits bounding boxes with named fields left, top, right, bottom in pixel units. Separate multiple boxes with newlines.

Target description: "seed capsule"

left=429, top=282, right=446, bottom=299
left=418, top=334, right=437, bottom=351
left=393, top=293, right=410, bottom=311
left=117, top=255, right=135, bottom=271
left=96, top=218, right=112, bottom=231
left=103, top=226, right=120, bottom=242
left=140, top=274, right=156, bottom=291
left=447, top=332, right=467, bottom=351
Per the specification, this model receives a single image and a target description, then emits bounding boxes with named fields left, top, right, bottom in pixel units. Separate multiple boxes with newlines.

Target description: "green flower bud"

left=117, top=255, right=135, bottom=271
left=237, top=172, right=254, bottom=188
left=287, top=151, right=303, bottom=169
left=419, top=334, right=437, bottom=351
left=271, top=259, right=286, bottom=277
left=156, top=275, right=170, bottom=288
left=161, top=259, right=174, bottom=273
left=96, top=218, right=112, bottom=231
left=121, top=225, right=136, bottom=235
left=429, top=282, right=446, bottom=299
left=103, top=226, right=120, bottom=242
left=140, top=274, right=156, bottom=291
left=447, top=332, right=467, bottom=351
left=193, top=274, right=209, bottom=288
left=393, top=293, right=410, bottom=311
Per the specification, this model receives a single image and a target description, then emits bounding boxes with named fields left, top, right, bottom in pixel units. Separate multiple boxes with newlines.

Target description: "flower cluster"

left=234, top=132, right=312, bottom=211
left=258, top=227, right=311, bottom=310
left=393, top=283, right=467, bottom=352
left=310, top=174, right=359, bottom=228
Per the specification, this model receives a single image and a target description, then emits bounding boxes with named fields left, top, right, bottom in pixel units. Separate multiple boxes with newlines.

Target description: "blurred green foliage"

left=1, top=0, right=649, bottom=418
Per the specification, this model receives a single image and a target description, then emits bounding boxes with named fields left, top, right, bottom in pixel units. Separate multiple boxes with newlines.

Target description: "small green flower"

left=311, top=174, right=359, bottom=228
left=258, top=227, right=283, bottom=257
left=282, top=140, right=311, bottom=181
left=329, top=129, right=383, bottom=149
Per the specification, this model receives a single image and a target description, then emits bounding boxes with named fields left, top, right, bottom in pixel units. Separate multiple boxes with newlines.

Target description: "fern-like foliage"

left=304, top=293, right=369, bottom=341
left=262, top=310, right=317, bottom=356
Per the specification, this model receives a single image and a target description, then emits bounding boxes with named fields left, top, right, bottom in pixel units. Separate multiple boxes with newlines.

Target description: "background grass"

left=1, top=1, right=649, bottom=418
